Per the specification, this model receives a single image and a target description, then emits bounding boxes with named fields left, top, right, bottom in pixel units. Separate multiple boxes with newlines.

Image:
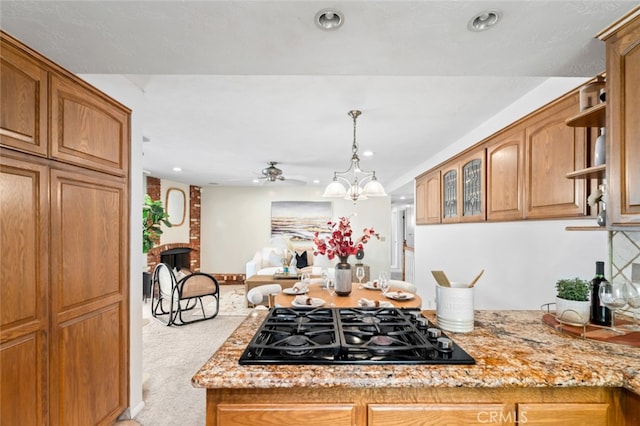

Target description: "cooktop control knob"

left=436, top=337, right=453, bottom=352
left=427, top=327, right=441, bottom=340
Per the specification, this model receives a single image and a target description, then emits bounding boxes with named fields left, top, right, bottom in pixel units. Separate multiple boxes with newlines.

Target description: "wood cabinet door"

left=369, top=403, right=515, bottom=425
left=425, top=170, right=442, bottom=224
left=49, top=165, right=129, bottom=425
left=0, top=150, right=49, bottom=426
left=525, top=94, right=587, bottom=219
left=416, top=170, right=441, bottom=224
left=50, top=73, right=130, bottom=176
left=216, top=403, right=355, bottom=426
left=0, top=36, right=48, bottom=157
left=606, top=14, right=640, bottom=225
left=415, top=174, right=427, bottom=224
left=517, top=403, right=608, bottom=425
left=487, top=127, right=525, bottom=221
left=459, top=149, right=486, bottom=222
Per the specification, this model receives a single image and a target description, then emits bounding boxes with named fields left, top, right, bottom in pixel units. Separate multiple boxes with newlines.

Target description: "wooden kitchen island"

left=192, top=310, right=640, bottom=425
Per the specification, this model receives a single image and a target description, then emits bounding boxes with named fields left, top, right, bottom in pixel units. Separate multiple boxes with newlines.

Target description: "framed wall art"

left=271, top=201, right=332, bottom=242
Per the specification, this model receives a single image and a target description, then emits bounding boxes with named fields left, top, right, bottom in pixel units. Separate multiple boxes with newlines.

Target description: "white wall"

left=200, top=186, right=392, bottom=277
left=415, top=220, right=608, bottom=310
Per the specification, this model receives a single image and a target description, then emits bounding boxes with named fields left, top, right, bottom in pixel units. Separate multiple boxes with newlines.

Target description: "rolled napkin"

left=292, top=282, right=308, bottom=292
left=358, top=298, right=393, bottom=308
left=294, top=295, right=313, bottom=305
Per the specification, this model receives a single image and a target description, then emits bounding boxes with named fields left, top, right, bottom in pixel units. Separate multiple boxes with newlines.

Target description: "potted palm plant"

left=143, top=194, right=172, bottom=254
left=142, top=195, right=171, bottom=300
left=555, top=277, right=591, bottom=324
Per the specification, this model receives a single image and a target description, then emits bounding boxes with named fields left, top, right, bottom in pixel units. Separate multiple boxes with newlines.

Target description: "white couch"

left=246, top=246, right=335, bottom=278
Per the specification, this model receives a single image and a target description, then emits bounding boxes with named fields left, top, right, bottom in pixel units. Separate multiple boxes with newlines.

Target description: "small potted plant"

left=555, top=277, right=591, bottom=324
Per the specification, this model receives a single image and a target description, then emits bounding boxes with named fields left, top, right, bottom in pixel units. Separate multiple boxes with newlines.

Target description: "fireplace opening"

left=160, top=247, right=192, bottom=271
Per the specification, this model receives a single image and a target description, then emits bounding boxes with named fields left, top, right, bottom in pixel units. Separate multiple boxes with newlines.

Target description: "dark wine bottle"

left=591, top=261, right=612, bottom=326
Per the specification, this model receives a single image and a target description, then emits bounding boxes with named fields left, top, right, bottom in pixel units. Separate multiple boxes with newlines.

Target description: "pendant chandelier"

left=322, top=110, right=386, bottom=202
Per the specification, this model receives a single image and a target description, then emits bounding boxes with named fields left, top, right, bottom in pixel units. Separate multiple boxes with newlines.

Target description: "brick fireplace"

left=146, top=176, right=201, bottom=272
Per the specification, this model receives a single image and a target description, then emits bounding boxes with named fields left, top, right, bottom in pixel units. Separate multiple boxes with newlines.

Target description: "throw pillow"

left=295, top=251, right=309, bottom=269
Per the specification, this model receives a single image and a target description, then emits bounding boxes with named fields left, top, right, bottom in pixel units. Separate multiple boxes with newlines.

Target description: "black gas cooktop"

left=238, top=307, right=475, bottom=365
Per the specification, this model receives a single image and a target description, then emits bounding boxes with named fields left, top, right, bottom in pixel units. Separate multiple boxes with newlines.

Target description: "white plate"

left=384, top=291, right=415, bottom=301
left=363, top=281, right=381, bottom=290
left=283, top=287, right=308, bottom=295
left=291, top=297, right=325, bottom=308
left=358, top=300, right=394, bottom=308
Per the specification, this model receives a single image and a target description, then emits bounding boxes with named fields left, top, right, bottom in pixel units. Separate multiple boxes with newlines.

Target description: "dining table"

left=274, top=283, right=422, bottom=309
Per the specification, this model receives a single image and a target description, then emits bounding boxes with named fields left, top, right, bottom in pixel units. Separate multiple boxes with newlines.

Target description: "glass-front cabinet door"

left=462, top=158, right=482, bottom=217
left=441, top=148, right=486, bottom=223
left=442, top=166, right=458, bottom=223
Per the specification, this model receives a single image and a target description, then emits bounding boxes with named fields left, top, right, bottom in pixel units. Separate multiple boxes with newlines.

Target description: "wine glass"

left=622, top=283, right=640, bottom=331
left=356, top=266, right=365, bottom=289
left=379, top=272, right=389, bottom=296
left=301, top=271, right=311, bottom=290
left=599, top=280, right=628, bottom=331
left=325, top=279, right=336, bottom=307
left=320, top=268, right=329, bottom=289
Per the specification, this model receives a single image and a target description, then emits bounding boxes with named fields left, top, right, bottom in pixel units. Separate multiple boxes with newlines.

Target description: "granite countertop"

left=192, top=310, right=640, bottom=395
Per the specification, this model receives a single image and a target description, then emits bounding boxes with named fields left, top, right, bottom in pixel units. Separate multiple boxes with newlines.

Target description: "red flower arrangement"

left=313, top=216, right=379, bottom=260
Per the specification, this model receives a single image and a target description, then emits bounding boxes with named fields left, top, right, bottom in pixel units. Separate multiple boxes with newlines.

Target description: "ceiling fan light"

left=362, top=180, right=387, bottom=197
left=322, top=180, right=347, bottom=197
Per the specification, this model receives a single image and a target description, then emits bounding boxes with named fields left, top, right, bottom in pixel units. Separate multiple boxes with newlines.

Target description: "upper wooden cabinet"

left=415, top=170, right=441, bottom=225
left=525, top=94, right=587, bottom=219
left=0, top=40, right=48, bottom=156
left=600, top=8, right=640, bottom=226
left=441, top=148, right=486, bottom=224
left=50, top=74, right=130, bottom=176
left=487, top=126, right=525, bottom=221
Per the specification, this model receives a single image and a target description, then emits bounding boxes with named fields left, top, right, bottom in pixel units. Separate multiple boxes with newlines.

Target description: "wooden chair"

left=151, top=263, right=220, bottom=326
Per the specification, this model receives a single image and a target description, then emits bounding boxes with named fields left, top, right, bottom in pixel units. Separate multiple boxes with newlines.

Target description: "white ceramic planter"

left=555, top=297, right=591, bottom=325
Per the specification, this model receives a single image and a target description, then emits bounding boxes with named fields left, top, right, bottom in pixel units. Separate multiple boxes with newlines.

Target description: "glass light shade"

left=322, top=180, right=347, bottom=197
left=362, top=180, right=387, bottom=197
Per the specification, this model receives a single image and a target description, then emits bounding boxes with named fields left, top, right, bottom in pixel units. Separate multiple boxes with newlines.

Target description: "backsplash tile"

left=611, top=231, right=640, bottom=283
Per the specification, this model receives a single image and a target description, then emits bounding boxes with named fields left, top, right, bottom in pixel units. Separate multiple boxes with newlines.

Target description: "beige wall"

left=200, top=185, right=391, bottom=276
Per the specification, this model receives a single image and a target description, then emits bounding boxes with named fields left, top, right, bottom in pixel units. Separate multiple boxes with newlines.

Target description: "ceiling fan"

left=257, top=162, right=307, bottom=184
left=260, top=162, right=285, bottom=182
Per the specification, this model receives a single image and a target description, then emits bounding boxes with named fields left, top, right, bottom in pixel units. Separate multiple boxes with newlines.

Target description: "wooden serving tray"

left=542, top=313, right=640, bottom=347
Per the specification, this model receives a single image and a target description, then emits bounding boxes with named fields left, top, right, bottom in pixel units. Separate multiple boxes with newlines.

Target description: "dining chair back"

left=247, top=283, right=282, bottom=309
left=388, top=280, right=417, bottom=293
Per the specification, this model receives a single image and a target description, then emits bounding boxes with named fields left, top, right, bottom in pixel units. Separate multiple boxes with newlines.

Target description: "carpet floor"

left=134, top=285, right=250, bottom=425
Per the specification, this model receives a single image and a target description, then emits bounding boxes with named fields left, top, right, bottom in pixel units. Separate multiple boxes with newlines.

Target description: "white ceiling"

left=2, top=1, right=637, bottom=202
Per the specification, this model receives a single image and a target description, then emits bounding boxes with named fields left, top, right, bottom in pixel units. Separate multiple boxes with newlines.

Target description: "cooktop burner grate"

left=238, top=307, right=475, bottom=365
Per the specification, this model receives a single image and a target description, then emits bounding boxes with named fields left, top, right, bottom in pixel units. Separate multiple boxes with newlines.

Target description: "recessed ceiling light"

left=468, top=10, right=501, bottom=32
left=172, top=167, right=182, bottom=172
left=315, top=9, right=343, bottom=30
left=252, top=179, right=260, bottom=184
left=362, top=150, right=374, bottom=157
left=313, top=179, right=320, bottom=184
left=400, top=196, right=406, bottom=200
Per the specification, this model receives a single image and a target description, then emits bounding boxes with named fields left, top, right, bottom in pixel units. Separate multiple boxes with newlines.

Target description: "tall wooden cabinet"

left=0, top=31, right=130, bottom=425
left=600, top=8, right=640, bottom=226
